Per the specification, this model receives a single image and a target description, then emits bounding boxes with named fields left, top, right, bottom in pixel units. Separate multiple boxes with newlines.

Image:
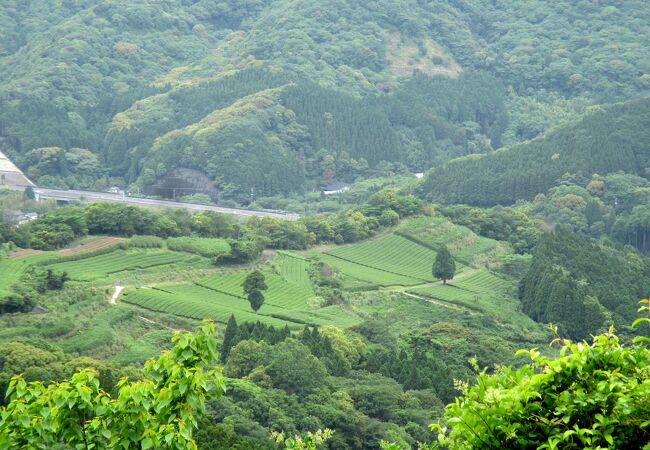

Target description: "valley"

left=0, top=0, right=649, bottom=448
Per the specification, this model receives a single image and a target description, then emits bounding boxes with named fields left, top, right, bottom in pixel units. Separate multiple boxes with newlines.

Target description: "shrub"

left=167, top=236, right=230, bottom=257
left=125, top=235, right=164, bottom=249
left=0, top=323, right=225, bottom=449
left=437, top=324, right=650, bottom=449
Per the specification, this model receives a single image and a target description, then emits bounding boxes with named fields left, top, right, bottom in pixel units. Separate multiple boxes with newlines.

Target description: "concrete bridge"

left=0, top=151, right=298, bottom=220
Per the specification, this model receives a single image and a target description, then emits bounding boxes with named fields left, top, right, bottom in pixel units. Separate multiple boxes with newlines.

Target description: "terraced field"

left=323, top=234, right=437, bottom=282
left=452, top=270, right=513, bottom=295
left=276, top=252, right=311, bottom=286
left=46, top=250, right=208, bottom=282
left=121, top=250, right=358, bottom=328
left=396, top=216, right=511, bottom=268
left=410, top=284, right=484, bottom=311
left=8, top=236, right=126, bottom=259
left=57, top=237, right=127, bottom=256
left=0, top=259, right=31, bottom=297
left=122, top=283, right=355, bottom=329
left=319, top=253, right=422, bottom=288
left=0, top=253, right=59, bottom=296
left=196, top=269, right=313, bottom=310
left=123, top=284, right=287, bottom=325
left=408, top=270, right=536, bottom=328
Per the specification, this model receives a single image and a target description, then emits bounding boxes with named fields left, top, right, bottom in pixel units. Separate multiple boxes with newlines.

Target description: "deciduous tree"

left=242, top=270, right=268, bottom=313
left=432, top=245, right=455, bottom=284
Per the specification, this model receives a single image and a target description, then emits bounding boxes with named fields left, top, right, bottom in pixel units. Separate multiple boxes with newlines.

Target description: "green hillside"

left=1, top=0, right=648, bottom=199
left=519, top=230, right=650, bottom=340
left=420, top=97, right=650, bottom=206
left=3, top=197, right=648, bottom=448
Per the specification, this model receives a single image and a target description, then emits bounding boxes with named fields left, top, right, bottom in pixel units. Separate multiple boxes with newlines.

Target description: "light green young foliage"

left=273, top=429, right=334, bottom=450
left=437, top=322, right=650, bottom=449
left=0, top=322, right=226, bottom=449
left=379, top=439, right=437, bottom=450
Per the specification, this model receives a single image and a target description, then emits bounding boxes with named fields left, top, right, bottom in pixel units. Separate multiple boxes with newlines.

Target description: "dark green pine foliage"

left=45, top=269, right=69, bottom=290
left=220, top=314, right=238, bottom=363
left=364, top=344, right=455, bottom=403
left=524, top=267, right=606, bottom=341
left=420, top=97, right=650, bottom=206
left=612, top=204, right=650, bottom=252
left=221, top=320, right=291, bottom=364
left=23, top=186, right=35, bottom=200
left=519, top=230, right=650, bottom=339
left=433, top=245, right=456, bottom=284
left=282, top=72, right=507, bottom=170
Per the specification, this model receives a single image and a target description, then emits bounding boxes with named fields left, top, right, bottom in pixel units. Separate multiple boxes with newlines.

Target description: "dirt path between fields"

left=110, top=285, right=123, bottom=305
left=401, top=291, right=469, bottom=312
left=137, top=315, right=183, bottom=332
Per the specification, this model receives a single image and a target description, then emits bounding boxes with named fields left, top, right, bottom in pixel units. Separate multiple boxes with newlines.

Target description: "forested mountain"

left=420, top=97, right=650, bottom=206
left=1, top=0, right=649, bottom=200
left=519, top=230, right=650, bottom=340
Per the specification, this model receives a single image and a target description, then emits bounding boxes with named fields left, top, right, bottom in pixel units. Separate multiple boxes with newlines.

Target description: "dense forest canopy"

left=420, top=97, right=650, bottom=206
left=1, top=0, right=648, bottom=199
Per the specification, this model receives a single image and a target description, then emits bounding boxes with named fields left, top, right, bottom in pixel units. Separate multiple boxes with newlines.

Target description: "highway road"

left=5, top=185, right=299, bottom=220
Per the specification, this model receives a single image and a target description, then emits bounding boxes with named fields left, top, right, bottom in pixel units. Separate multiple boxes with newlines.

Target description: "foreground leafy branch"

left=437, top=317, right=650, bottom=449
left=0, top=322, right=225, bottom=449
left=383, top=307, right=650, bottom=450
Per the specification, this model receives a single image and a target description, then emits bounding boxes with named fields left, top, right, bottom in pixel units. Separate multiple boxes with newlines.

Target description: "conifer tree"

left=221, top=314, right=238, bottom=363
left=433, top=245, right=456, bottom=284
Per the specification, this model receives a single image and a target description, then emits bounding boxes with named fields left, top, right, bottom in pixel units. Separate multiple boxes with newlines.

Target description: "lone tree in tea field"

left=248, top=290, right=265, bottom=313
left=242, top=270, right=268, bottom=313
left=433, top=244, right=456, bottom=284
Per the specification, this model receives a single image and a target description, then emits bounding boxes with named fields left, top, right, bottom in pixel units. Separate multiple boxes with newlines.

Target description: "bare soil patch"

left=8, top=249, right=44, bottom=259
left=57, top=236, right=126, bottom=256
left=10, top=236, right=127, bottom=259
